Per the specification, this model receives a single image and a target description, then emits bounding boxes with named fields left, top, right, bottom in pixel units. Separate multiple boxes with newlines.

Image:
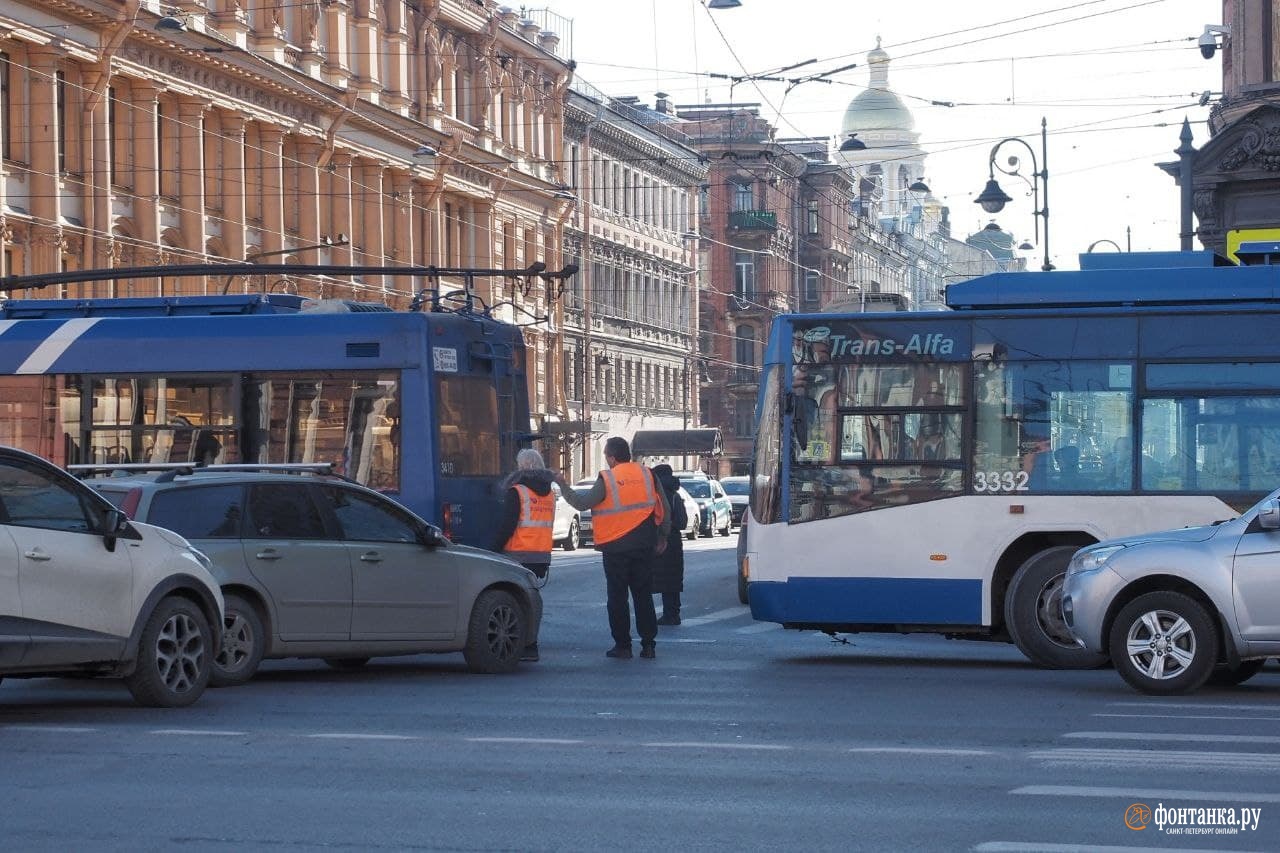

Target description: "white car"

left=550, top=482, right=581, bottom=551
left=0, top=447, right=224, bottom=706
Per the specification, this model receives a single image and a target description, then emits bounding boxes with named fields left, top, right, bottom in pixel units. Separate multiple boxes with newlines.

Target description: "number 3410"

left=973, top=471, right=1030, bottom=492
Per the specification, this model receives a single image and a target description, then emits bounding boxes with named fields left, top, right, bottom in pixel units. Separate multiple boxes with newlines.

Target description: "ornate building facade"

left=0, top=0, right=573, bottom=430
left=1189, top=0, right=1280, bottom=256
left=560, top=88, right=705, bottom=479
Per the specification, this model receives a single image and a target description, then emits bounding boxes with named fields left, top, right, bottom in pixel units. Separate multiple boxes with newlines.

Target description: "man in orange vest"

left=494, top=448, right=555, bottom=662
left=557, top=436, right=671, bottom=659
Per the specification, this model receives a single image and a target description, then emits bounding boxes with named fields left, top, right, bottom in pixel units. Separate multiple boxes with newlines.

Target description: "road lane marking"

left=1066, top=731, right=1280, bottom=745
left=151, top=729, right=246, bottom=737
left=1013, top=785, right=1280, bottom=803
left=976, top=843, right=1266, bottom=853
left=735, top=622, right=778, bottom=634
left=2, top=725, right=98, bottom=733
left=1094, top=712, right=1280, bottom=722
left=849, top=747, right=993, bottom=756
left=466, top=737, right=584, bottom=745
left=678, top=607, right=748, bottom=626
left=1108, top=701, right=1280, bottom=712
left=305, top=733, right=417, bottom=740
left=643, top=741, right=789, bottom=750
left=1030, top=748, right=1280, bottom=770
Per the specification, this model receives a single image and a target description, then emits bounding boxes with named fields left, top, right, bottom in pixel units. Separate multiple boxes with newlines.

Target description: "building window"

left=698, top=184, right=709, bottom=215
left=733, top=251, right=756, bottom=304
left=733, top=182, right=754, bottom=212
left=55, top=70, right=67, bottom=174
left=803, top=269, right=821, bottom=303
left=734, top=397, right=755, bottom=437
left=735, top=324, right=756, bottom=383
left=807, top=200, right=820, bottom=234
left=0, top=53, right=9, bottom=162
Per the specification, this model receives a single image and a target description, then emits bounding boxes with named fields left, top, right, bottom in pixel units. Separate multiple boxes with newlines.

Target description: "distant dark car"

left=720, top=475, right=750, bottom=527
left=677, top=473, right=732, bottom=537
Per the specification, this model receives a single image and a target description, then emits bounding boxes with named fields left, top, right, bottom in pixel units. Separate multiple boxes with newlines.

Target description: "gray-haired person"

left=493, top=447, right=554, bottom=662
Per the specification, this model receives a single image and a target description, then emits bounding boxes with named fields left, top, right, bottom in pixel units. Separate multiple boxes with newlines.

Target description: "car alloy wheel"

left=464, top=590, right=525, bottom=674
left=1109, top=590, right=1218, bottom=695
left=124, top=597, right=212, bottom=707
left=211, top=594, right=266, bottom=687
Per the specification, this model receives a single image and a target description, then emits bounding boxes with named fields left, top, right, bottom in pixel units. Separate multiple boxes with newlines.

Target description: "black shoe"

left=639, top=645, right=656, bottom=659
left=521, top=643, right=539, bottom=662
left=656, top=612, right=681, bottom=626
left=606, top=645, right=633, bottom=659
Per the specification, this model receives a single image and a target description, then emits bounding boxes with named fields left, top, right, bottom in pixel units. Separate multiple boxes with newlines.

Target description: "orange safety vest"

left=503, top=483, right=554, bottom=563
left=592, top=461, right=665, bottom=545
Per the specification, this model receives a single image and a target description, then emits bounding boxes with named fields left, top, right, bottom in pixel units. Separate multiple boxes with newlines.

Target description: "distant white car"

left=549, top=482, right=581, bottom=551
left=674, top=486, right=701, bottom=541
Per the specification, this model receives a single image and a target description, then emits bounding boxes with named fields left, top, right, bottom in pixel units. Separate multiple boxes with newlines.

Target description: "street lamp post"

left=974, top=116, right=1053, bottom=272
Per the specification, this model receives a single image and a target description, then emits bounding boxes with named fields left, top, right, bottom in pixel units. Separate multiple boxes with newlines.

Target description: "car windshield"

left=682, top=480, right=711, bottom=498
left=721, top=479, right=749, bottom=496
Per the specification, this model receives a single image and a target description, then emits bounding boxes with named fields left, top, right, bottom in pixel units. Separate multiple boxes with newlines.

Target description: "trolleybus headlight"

left=1067, top=545, right=1125, bottom=577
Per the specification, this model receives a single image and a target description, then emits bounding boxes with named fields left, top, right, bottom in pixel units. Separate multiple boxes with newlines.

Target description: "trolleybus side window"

left=973, top=360, right=1133, bottom=494
left=750, top=365, right=783, bottom=524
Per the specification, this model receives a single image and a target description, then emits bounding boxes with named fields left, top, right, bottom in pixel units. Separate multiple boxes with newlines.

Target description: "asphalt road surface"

left=2, top=532, right=1278, bottom=852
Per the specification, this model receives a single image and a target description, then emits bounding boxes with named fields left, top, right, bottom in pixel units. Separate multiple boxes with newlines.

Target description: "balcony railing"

left=729, top=210, right=777, bottom=231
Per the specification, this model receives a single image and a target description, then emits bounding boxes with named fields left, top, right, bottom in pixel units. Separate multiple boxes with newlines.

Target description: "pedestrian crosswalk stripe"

left=1065, top=731, right=1280, bottom=745
left=1030, top=747, right=1280, bottom=770
left=679, top=607, right=748, bottom=626
left=1013, top=784, right=1280, bottom=803
left=975, top=843, right=1264, bottom=853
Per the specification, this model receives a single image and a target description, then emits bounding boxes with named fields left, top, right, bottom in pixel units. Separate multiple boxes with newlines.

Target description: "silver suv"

left=0, top=447, right=223, bottom=706
left=1063, top=490, right=1280, bottom=695
left=87, top=466, right=542, bottom=684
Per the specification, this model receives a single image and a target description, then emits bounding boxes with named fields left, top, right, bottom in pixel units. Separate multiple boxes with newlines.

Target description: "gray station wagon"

left=86, top=466, right=542, bottom=684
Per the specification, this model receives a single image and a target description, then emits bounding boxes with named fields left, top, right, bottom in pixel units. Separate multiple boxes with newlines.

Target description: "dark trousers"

left=603, top=548, right=657, bottom=647
left=660, top=591, right=681, bottom=614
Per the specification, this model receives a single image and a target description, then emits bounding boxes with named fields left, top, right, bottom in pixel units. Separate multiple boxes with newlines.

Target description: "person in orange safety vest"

left=556, top=436, right=671, bottom=660
left=494, top=448, right=555, bottom=662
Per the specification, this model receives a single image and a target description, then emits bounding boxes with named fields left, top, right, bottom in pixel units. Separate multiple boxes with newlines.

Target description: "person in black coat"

left=650, top=464, right=687, bottom=625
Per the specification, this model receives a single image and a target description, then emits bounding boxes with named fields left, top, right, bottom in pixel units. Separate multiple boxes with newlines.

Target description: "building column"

left=296, top=140, right=322, bottom=250
left=178, top=98, right=210, bottom=292
left=329, top=152, right=354, bottom=300
left=361, top=160, right=385, bottom=290
left=220, top=113, right=247, bottom=264
left=27, top=49, right=62, bottom=273
left=258, top=125, right=284, bottom=256
left=322, top=0, right=351, bottom=85
left=353, top=2, right=381, bottom=101
left=131, top=82, right=161, bottom=265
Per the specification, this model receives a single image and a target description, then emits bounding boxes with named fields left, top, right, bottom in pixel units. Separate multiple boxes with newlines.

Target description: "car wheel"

left=124, top=596, right=212, bottom=707
left=1005, top=546, right=1107, bottom=669
left=1109, top=591, right=1219, bottom=695
left=1206, top=659, right=1266, bottom=687
left=211, top=594, right=266, bottom=687
left=464, top=589, right=525, bottom=674
left=686, top=517, right=699, bottom=541
left=561, top=519, right=579, bottom=552
left=324, top=657, right=370, bottom=671
left=719, top=515, right=731, bottom=537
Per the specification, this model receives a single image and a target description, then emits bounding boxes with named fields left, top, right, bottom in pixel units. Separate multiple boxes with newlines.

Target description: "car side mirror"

left=421, top=523, right=447, bottom=548
left=102, top=508, right=129, bottom=552
left=1257, top=499, right=1280, bottom=530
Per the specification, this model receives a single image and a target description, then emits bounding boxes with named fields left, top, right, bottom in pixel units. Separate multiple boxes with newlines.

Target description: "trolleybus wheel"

left=1005, top=546, right=1107, bottom=670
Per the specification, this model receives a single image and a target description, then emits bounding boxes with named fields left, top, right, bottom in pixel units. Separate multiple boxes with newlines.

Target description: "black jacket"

left=492, top=468, right=556, bottom=569
left=651, top=468, right=686, bottom=594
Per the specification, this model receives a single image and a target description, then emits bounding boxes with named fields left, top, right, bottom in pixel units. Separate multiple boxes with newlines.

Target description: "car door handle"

left=23, top=549, right=51, bottom=562
left=359, top=551, right=382, bottom=563
left=255, top=549, right=283, bottom=561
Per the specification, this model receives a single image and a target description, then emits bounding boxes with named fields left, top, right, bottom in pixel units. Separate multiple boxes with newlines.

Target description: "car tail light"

left=120, top=488, right=142, bottom=519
